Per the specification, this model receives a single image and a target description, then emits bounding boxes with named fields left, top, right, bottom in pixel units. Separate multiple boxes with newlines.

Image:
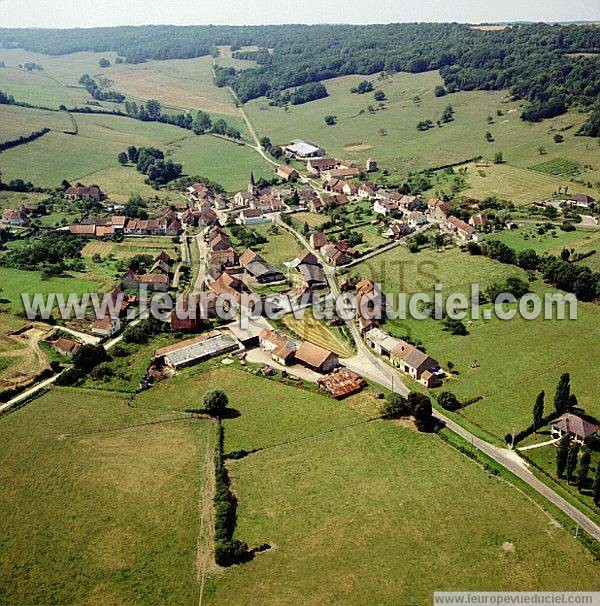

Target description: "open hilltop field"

left=0, top=104, right=74, bottom=143
left=0, top=49, right=240, bottom=118
left=350, top=244, right=600, bottom=442
left=0, top=106, right=272, bottom=195
left=244, top=70, right=599, bottom=198
left=3, top=367, right=595, bottom=604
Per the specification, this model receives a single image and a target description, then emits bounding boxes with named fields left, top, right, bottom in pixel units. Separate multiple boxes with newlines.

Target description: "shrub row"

left=0, top=128, right=50, bottom=152
left=213, top=422, right=249, bottom=567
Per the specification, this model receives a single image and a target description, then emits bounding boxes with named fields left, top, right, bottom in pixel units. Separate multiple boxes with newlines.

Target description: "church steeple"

left=248, top=171, right=257, bottom=195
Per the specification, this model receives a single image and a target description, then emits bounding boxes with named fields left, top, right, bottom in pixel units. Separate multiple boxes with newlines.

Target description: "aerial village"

left=1, top=138, right=596, bottom=405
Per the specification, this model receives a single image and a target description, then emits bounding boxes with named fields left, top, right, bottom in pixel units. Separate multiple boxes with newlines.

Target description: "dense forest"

left=1, top=23, right=599, bottom=128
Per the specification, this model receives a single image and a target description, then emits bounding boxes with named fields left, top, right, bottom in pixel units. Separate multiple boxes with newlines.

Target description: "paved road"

left=193, top=230, right=209, bottom=294
left=0, top=373, right=62, bottom=414
left=280, top=216, right=600, bottom=541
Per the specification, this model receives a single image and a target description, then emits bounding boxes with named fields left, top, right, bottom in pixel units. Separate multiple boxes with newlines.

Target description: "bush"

left=381, top=394, right=411, bottom=418
left=72, top=344, right=110, bottom=372
left=55, top=367, right=84, bottom=386
left=438, top=391, right=461, bottom=411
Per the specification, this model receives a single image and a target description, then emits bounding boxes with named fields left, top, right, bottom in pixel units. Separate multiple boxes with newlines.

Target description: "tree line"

left=2, top=23, right=598, bottom=128
left=469, top=239, right=600, bottom=301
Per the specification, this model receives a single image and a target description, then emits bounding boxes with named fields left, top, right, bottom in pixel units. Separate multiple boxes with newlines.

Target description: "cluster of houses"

left=88, top=251, right=173, bottom=337
left=69, top=210, right=183, bottom=239
left=234, top=175, right=290, bottom=225
left=309, top=231, right=358, bottom=266
left=258, top=327, right=366, bottom=397
left=1, top=204, right=42, bottom=227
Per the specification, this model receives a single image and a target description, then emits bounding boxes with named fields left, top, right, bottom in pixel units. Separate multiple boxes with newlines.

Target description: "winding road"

left=277, top=215, right=600, bottom=541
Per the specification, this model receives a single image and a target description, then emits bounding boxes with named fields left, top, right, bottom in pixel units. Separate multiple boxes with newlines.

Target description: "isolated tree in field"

left=99, top=57, right=111, bottom=68
left=553, top=372, right=571, bottom=415
left=203, top=389, right=228, bottom=418
left=556, top=434, right=571, bottom=477
left=485, top=131, right=494, bottom=142
left=577, top=448, right=591, bottom=492
left=593, top=464, right=600, bottom=507
left=374, top=89, right=385, bottom=102
left=532, top=390, right=545, bottom=429
left=553, top=133, right=564, bottom=143
left=434, top=85, right=446, bottom=97
left=117, top=152, right=128, bottom=165
left=566, top=442, right=580, bottom=482
left=487, top=115, right=494, bottom=124
left=259, top=136, right=271, bottom=150
left=409, top=392, right=433, bottom=431
left=537, top=146, right=546, bottom=155
left=494, top=151, right=503, bottom=164
left=324, top=114, right=336, bottom=125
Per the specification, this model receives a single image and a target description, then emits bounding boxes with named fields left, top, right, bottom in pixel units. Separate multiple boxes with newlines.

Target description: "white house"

left=90, top=316, right=121, bottom=338
left=238, top=209, right=269, bottom=225
left=408, top=211, right=427, bottom=228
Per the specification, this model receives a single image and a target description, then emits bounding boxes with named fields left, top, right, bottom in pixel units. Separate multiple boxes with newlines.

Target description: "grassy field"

left=0, top=106, right=270, bottom=194
left=0, top=49, right=240, bottom=118
left=0, top=104, right=74, bottom=143
left=458, top=161, right=598, bottom=203
left=243, top=222, right=304, bottom=269
left=169, top=135, right=273, bottom=192
left=291, top=211, right=328, bottom=230
left=244, top=70, right=599, bottom=202
left=206, top=420, right=598, bottom=605
left=520, top=436, right=600, bottom=521
left=0, top=387, right=210, bottom=605
left=350, top=246, right=600, bottom=441
left=105, top=55, right=238, bottom=116
left=485, top=225, right=600, bottom=254
left=0, top=67, right=90, bottom=108
left=2, top=364, right=599, bottom=604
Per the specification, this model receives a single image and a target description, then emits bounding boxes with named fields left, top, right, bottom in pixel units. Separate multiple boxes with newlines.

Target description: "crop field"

left=350, top=246, right=600, bottom=442
left=283, top=311, right=354, bottom=358
left=244, top=70, right=599, bottom=198
left=0, top=387, right=211, bottom=605
left=105, top=55, right=239, bottom=116
left=457, top=161, right=598, bottom=204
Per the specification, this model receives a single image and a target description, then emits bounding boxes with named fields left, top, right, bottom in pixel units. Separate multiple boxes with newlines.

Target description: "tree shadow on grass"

left=184, top=407, right=241, bottom=419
